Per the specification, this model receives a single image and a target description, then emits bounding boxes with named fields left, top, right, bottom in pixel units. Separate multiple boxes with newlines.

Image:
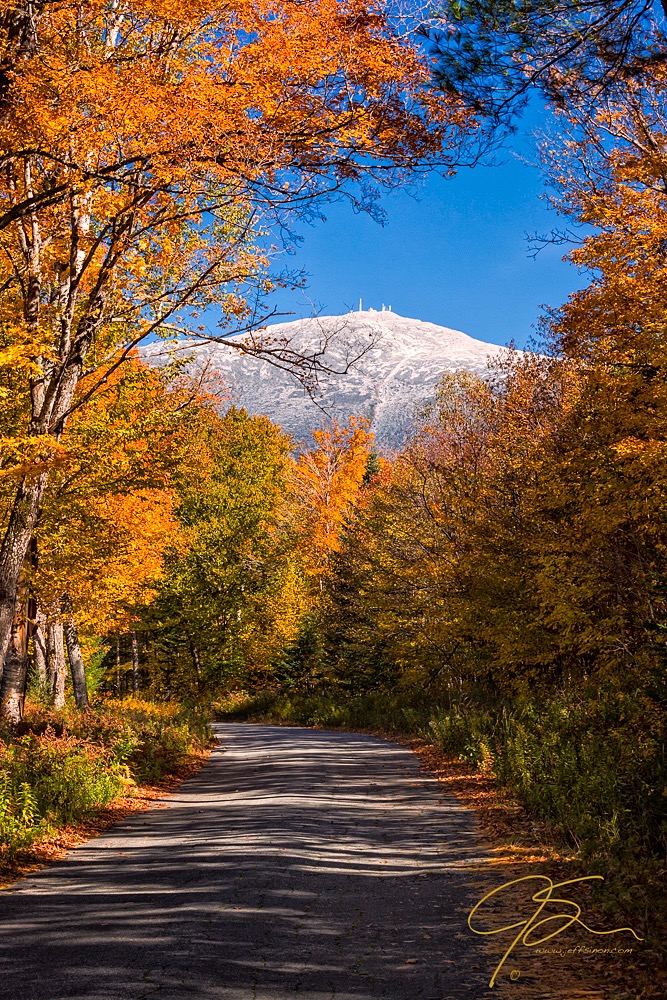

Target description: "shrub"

left=0, top=698, right=210, bottom=860
left=0, top=731, right=126, bottom=856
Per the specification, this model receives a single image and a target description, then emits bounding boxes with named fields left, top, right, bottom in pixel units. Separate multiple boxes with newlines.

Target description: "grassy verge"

left=0, top=697, right=211, bottom=866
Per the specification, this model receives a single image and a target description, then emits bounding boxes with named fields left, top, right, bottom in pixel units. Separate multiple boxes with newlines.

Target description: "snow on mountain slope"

left=147, top=309, right=513, bottom=450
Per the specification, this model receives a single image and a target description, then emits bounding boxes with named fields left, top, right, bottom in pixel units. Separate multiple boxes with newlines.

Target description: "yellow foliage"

left=293, top=416, right=373, bottom=576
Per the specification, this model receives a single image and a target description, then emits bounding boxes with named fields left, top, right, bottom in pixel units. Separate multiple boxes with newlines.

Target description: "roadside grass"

left=0, top=697, right=210, bottom=864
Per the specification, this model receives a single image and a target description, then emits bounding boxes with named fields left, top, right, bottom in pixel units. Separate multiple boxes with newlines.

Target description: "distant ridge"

left=146, top=309, right=513, bottom=450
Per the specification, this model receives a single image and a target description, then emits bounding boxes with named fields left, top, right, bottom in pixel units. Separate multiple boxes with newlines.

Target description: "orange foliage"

left=32, top=356, right=216, bottom=634
left=36, top=489, right=180, bottom=635
left=293, top=416, right=373, bottom=576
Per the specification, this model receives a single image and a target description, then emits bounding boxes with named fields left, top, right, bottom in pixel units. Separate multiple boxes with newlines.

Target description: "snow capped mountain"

left=148, top=309, right=513, bottom=451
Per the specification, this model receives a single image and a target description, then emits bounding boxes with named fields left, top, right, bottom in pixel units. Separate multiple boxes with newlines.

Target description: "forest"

left=0, top=0, right=665, bottom=978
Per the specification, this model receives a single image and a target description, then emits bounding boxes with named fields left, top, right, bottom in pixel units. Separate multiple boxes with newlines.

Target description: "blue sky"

left=266, top=148, right=585, bottom=350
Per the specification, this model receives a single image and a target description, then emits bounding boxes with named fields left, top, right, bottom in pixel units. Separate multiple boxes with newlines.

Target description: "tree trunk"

left=130, top=631, right=139, bottom=693
left=0, top=472, right=48, bottom=680
left=189, top=639, right=202, bottom=684
left=48, top=620, right=66, bottom=708
left=115, top=636, right=121, bottom=695
left=0, top=568, right=30, bottom=725
left=33, top=606, right=48, bottom=688
left=0, top=3, right=41, bottom=108
left=0, top=278, right=106, bottom=673
left=62, top=594, right=88, bottom=709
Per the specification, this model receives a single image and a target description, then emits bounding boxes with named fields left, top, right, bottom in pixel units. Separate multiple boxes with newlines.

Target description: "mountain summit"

left=161, top=309, right=513, bottom=450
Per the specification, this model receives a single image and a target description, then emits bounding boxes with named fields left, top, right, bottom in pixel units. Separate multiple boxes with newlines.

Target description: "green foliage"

left=428, top=692, right=667, bottom=858
left=137, top=406, right=307, bottom=695
left=0, top=698, right=208, bottom=858
left=0, top=778, right=41, bottom=854
left=80, top=639, right=109, bottom=696
left=0, top=732, right=125, bottom=856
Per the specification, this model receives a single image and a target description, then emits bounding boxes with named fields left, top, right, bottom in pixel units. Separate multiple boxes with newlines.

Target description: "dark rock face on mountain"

left=146, top=309, right=513, bottom=450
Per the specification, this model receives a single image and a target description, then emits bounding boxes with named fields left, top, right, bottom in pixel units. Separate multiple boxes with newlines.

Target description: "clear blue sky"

left=266, top=149, right=584, bottom=350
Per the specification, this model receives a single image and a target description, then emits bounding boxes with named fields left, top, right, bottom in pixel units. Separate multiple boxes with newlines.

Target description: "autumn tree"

left=0, top=353, right=217, bottom=718
left=315, top=373, right=509, bottom=692
left=292, top=417, right=373, bottom=581
left=261, top=416, right=372, bottom=689
left=0, top=0, right=475, bottom=694
left=136, top=407, right=300, bottom=695
left=302, top=361, right=588, bottom=697
left=527, top=70, right=667, bottom=682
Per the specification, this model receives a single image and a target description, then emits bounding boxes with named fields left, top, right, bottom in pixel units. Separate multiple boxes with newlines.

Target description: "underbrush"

left=216, top=688, right=434, bottom=733
left=0, top=698, right=210, bottom=859
left=218, top=685, right=666, bottom=948
left=428, top=693, right=666, bottom=939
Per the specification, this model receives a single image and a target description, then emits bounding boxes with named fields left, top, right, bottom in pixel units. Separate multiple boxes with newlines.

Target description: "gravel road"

left=0, top=723, right=496, bottom=1000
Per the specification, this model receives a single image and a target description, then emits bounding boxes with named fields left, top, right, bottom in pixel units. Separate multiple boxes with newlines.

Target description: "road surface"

left=0, top=724, right=495, bottom=999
